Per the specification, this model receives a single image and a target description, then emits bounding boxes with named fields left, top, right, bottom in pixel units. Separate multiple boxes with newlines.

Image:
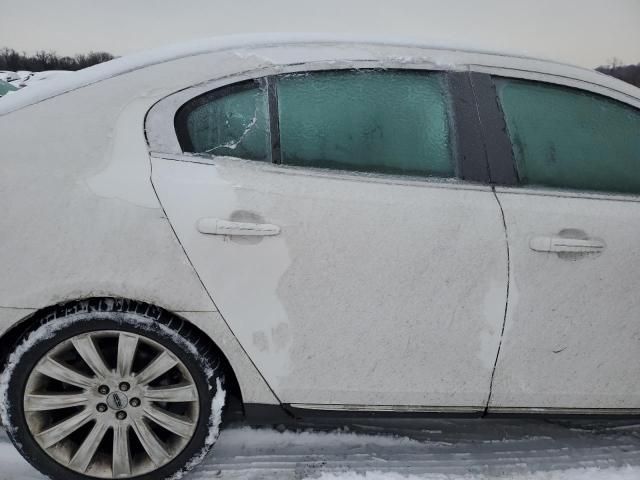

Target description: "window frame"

left=168, top=67, right=492, bottom=185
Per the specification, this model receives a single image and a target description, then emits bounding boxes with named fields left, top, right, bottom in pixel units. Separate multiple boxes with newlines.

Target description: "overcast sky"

left=1, top=0, right=639, bottom=68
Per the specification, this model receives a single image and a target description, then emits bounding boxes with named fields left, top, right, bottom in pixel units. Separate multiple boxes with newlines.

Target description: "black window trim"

left=468, top=72, right=518, bottom=186
left=265, top=76, right=282, bottom=165
left=447, top=72, right=491, bottom=184
left=174, top=68, right=494, bottom=185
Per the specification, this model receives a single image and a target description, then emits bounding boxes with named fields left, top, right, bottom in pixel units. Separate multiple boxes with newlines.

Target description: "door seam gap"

left=484, top=186, right=510, bottom=416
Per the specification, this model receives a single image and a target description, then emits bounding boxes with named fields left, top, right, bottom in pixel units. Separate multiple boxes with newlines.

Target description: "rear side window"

left=176, top=81, right=270, bottom=161
left=495, top=78, right=640, bottom=195
left=276, top=70, right=455, bottom=177
left=176, top=70, right=457, bottom=179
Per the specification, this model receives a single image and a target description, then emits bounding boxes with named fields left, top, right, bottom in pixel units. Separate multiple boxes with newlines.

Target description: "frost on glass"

left=276, top=70, right=454, bottom=177
left=186, top=85, right=270, bottom=161
left=495, top=78, right=640, bottom=194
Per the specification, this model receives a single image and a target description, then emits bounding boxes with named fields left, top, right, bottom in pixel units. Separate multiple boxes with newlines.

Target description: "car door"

left=151, top=68, right=509, bottom=409
left=485, top=75, right=640, bottom=411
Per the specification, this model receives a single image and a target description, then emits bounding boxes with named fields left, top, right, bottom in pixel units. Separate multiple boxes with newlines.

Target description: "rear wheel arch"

left=0, top=297, right=244, bottom=418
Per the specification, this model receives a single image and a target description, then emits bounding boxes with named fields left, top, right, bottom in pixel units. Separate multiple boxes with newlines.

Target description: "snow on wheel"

left=0, top=301, right=225, bottom=480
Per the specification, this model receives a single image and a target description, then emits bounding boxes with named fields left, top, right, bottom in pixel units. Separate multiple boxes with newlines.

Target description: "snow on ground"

left=3, top=417, right=640, bottom=480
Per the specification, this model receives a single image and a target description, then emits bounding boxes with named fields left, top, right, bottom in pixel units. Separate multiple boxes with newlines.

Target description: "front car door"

left=149, top=62, right=509, bottom=410
left=482, top=73, right=640, bottom=412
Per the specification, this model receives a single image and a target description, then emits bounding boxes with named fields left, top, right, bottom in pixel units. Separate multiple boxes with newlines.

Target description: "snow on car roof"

left=0, top=33, right=638, bottom=116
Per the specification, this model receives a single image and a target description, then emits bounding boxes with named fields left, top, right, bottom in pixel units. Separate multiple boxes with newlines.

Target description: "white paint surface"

left=152, top=157, right=508, bottom=406
left=0, top=68, right=209, bottom=311
left=491, top=188, right=640, bottom=409
left=177, top=311, right=279, bottom=405
left=0, top=51, right=282, bottom=405
left=0, top=307, right=35, bottom=337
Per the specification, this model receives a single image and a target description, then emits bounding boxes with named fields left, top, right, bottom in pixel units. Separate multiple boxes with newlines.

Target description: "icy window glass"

left=495, top=78, right=640, bottom=195
left=182, top=83, right=270, bottom=161
left=276, top=70, right=455, bottom=177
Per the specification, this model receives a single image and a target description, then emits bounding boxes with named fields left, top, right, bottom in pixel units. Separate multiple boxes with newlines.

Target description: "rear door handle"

left=197, top=218, right=281, bottom=236
left=529, top=236, right=605, bottom=253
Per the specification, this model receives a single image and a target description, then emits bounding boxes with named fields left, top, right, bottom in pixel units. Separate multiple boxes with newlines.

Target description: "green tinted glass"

left=0, top=80, right=17, bottom=96
left=276, top=70, right=455, bottom=177
left=495, top=78, right=640, bottom=194
left=185, top=84, right=270, bottom=161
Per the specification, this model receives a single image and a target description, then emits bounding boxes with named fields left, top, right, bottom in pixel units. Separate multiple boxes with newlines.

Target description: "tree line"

left=0, top=48, right=114, bottom=72
left=597, top=61, right=640, bottom=88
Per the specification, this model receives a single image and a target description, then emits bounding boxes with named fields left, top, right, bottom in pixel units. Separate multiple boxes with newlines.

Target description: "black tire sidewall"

left=5, top=314, right=220, bottom=480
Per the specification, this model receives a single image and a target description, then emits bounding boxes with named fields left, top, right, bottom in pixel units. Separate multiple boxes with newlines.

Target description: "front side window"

left=276, top=70, right=455, bottom=177
left=176, top=81, right=270, bottom=161
left=495, top=77, right=640, bottom=195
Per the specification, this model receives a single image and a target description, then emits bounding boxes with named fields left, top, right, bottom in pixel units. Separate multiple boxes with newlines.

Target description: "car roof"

left=1, top=33, right=639, bottom=116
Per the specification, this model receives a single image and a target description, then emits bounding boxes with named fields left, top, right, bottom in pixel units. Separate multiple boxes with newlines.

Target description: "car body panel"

left=489, top=188, right=640, bottom=410
left=0, top=306, right=36, bottom=337
left=0, top=49, right=273, bottom=310
left=176, top=310, right=279, bottom=404
left=0, top=79, right=209, bottom=311
left=0, top=53, right=281, bottom=405
left=151, top=156, right=508, bottom=407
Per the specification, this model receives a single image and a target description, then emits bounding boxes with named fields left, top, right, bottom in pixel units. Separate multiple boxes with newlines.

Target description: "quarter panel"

left=177, top=311, right=279, bottom=404
left=0, top=68, right=212, bottom=311
left=0, top=53, right=283, bottom=405
left=0, top=307, right=36, bottom=337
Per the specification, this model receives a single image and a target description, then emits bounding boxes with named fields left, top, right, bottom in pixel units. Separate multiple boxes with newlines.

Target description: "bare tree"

left=597, top=60, right=640, bottom=88
left=0, top=47, right=115, bottom=71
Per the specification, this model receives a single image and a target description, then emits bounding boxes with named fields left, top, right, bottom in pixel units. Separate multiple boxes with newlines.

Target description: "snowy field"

left=2, top=417, right=640, bottom=480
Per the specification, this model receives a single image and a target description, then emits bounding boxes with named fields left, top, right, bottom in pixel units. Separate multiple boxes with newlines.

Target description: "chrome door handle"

left=529, top=236, right=605, bottom=253
left=197, top=218, right=281, bottom=236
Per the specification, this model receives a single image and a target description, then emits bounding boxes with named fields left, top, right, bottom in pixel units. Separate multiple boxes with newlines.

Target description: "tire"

left=0, top=298, right=226, bottom=480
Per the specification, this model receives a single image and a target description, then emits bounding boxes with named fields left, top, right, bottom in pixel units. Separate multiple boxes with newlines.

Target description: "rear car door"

left=150, top=67, right=509, bottom=409
left=485, top=75, right=640, bottom=411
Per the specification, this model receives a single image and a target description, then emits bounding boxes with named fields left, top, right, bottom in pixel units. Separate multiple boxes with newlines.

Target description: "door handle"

left=529, top=236, right=605, bottom=253
left=197, top=218, right=281, bottom=236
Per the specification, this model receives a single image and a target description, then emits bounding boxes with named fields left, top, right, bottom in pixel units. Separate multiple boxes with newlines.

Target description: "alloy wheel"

left=23, top=330, right=200, bottom=478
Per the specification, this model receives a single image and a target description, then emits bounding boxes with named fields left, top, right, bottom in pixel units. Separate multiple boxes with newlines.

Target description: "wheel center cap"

left=106, top=391, right=128, bottom=410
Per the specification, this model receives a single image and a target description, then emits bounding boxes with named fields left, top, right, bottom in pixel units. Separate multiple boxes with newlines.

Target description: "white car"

left=0, top=79, right=17, bottom=97
left=0, top=71, right=19, bottom=83
left=1, top=35, right=639, bottom=480
left=14, top=70, right=74, bottom=88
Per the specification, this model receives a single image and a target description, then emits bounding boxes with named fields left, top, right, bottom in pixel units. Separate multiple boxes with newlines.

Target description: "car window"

left=276, top=70, right=455, bottom=177
left=177, top=81, right=271, bottom=161
left=0, top=79, right=17, bottom=96
left=494, top=77, right=640, bottom=195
